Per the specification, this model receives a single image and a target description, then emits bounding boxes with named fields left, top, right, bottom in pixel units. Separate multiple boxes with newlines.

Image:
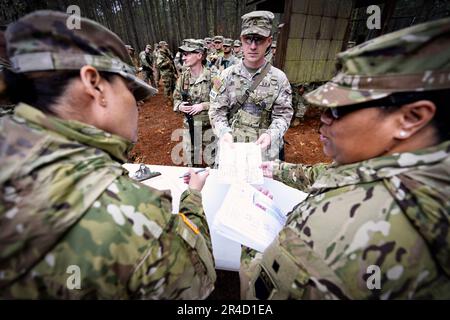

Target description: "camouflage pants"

left=182, top=118, right=217, bottom=167
left=160, top=72, right=176, bottom=97
left=143, top=69, right=156, bottom=88
left=154, top=67, right=160, bottom=85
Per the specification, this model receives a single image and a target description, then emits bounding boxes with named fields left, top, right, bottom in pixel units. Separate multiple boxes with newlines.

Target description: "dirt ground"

left=128, top=84, right=331, bottom=299
left=129, top=85, right=331, bottom=166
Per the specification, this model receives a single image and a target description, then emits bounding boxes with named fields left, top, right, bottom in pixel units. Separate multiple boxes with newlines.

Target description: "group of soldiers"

left=1, top=8, right=449, bottom=301
left=123, top=31, right=283, bottom=106
left=121, top=11, right=313, bottom=167
left=125, top=41, right=176, bottom=104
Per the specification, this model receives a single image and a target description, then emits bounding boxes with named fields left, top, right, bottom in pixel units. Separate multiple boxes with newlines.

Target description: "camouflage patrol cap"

left=5, top=10, right=157, bottom=100
left=306, top=17, right=450, bottom=108
left=204, top=37, right=212, bottom=43
left=241, top=11, right=274, bottom=37
left=179, top=39, right=205, bottom=52
left=145, top=44, right=152, bottom=50
left=159, top=41, right=168, bottom=46
left=125, top=45, right=134, bottom=51
left=223, top=38, right=233, bottom=47
left=182, top=38, right=195, bottom=46
left=213, top=36, right=224, bottom=43
left=233, top=40, right=242, bottom=47
left=197, top=39, right=206, bottom=47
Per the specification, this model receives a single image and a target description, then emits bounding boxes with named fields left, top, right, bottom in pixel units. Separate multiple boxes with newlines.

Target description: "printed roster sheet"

left=217, top=142, right=264, bottom=185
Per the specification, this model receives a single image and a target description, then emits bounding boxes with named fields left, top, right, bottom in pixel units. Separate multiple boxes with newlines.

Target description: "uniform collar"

left=188, top=66, right=210, bottom=84
left=237, top=59, right=270, bottom=80
left=13, top=103, right=133, bottom=162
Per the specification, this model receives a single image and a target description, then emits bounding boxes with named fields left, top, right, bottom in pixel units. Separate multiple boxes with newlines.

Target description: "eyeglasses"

left=242, top=35, right=267, bottom=45
left=182, top=51, right=201, bottom=56
left=324, top=92, right=429, bottom=120
left=325, top=104, right=384, bottom=120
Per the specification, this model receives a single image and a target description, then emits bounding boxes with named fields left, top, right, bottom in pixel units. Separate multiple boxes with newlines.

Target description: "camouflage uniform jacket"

left=0, top=104, right=216, bottom=299
left=209, top=60, right=293, bottom=144
left=216, top=54, right=239, bottom=72
left=173, top=66, right=212, bottom=124
left=139, top=51, right=153, bottom=70
left=241, top=142, right=450, bottom=299
left=157, top=48, right=176, bottom=76
left=207, top=50, right=223, bottom=69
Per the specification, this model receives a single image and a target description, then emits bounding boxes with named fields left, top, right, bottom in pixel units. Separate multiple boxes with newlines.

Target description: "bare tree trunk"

left=174, top=0, right=184, bottom=44
left=150, top=0, right=164, bottom=42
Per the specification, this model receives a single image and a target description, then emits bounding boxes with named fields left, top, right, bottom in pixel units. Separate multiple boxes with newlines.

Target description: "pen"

left=179, top=168, right=207, bottom=178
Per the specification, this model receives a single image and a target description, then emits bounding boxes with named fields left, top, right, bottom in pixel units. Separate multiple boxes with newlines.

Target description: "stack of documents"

left=212, top=182, right=287, bottom=252
left=217, top=142, right=264, bottom=185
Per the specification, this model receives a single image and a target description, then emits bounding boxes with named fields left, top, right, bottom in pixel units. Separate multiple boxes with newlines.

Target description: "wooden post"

left=275, top=0, right=293, bottom=70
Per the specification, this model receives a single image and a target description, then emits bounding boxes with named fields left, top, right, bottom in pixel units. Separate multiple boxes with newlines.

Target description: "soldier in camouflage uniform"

left=153, top=43, right=160, bottom=85
left=233, top=40, right=243, bottom=59
left=207, top=36, right=224, bottom=69
left=241, top=17, right=450, bottom=300
left=209, top=11, right=293, bottom=161
left=204, top=37, right=213, bottom=55
left=139, top=44, right=156, bottom=88
left=0, top=10, right=216, bottom=299
left=173, top=40, right=215, bottom=167
left=125, top=45, right=138, bottom=68
left=264, top=40, right=276, bottom=64
left=290, top=82, right=311, bottom=127
left=214, top=38, right=239, bottom=75
left=157, top=41, right=177, bottom=100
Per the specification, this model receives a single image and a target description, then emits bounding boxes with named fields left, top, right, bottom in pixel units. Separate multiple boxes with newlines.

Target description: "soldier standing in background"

left=125, top=45, right=139, bottom=69
left=207, top=35, right=224, bottom=68
left=209, top=11, right=293, bottom=161
left=157, top=40, right=177, bottom=103
left=265, top=40, right=276, bottom=64
left=204, top=37, right=213, bottom=55
left=139, top=44, right=156, bottom=88
left=290, top=82, right=311, bottom=127
left=233, top=39, right=243, bottom=59
left=173, top=39, right=215, bottom=167
left=153, top=42, right=160, bottom=86
left=215, top=38, right=238, bottom=74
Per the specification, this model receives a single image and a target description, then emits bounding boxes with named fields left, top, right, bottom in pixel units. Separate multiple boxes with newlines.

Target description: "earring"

left=399, top=131, right=407, bottom=138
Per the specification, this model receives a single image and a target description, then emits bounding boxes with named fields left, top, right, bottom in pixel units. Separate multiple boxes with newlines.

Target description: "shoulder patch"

left=179, top=213, right=199, bottom=235
left=212, top=77, right=224, bottom=92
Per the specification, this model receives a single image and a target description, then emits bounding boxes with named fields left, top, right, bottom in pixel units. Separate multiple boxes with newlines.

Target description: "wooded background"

left=0, top=0, right=257, bottom=52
